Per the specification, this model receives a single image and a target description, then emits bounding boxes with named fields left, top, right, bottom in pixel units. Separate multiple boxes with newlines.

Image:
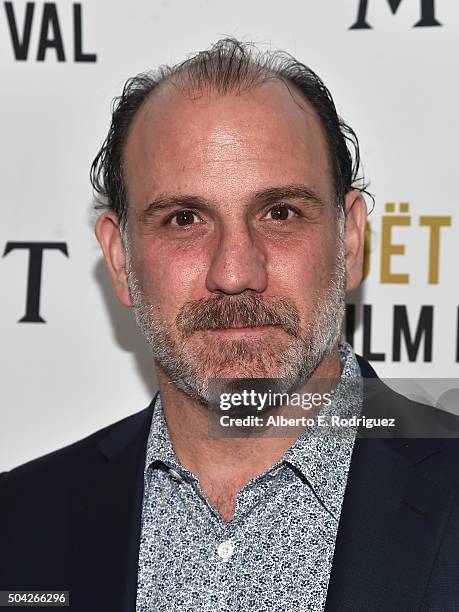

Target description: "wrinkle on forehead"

left=123, top=78, right=333, bottom=208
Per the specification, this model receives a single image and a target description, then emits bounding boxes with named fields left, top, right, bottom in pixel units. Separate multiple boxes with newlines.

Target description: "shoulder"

left=0, top=402, right=155, bottom=496
left=0, top=400, right=155, bottom=590
left=354, top=354, right=459, bottom=441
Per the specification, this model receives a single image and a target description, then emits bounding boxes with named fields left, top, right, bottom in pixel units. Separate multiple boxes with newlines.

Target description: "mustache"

left=176, top=294, right=301, bottom=338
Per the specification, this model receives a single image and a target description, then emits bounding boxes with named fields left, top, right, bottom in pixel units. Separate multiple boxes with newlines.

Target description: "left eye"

left=263, top=205, right=297, bottom=221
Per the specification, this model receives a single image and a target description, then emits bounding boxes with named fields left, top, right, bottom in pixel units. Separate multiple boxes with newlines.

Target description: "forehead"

left=123, top=78, right=333, bottom=208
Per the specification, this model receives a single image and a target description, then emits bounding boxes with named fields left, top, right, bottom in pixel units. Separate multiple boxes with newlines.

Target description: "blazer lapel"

left=69, top=400, right=155, bottom=612
left=325, top=361, right=456, bottom=611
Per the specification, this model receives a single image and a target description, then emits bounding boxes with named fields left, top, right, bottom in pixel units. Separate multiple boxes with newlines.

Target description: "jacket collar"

left=69, top=397, right=156, bottom=612
left=325, top=356, right=455, bottom=611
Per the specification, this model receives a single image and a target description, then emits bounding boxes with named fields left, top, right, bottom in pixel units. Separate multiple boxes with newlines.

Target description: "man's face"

left=98, top=80, right=364, bottom=403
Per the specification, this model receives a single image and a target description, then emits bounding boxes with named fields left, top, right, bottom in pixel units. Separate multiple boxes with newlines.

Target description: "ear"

left=343, top=191, right=367, bottom=292
left=94, top=211, right=132, bottom=307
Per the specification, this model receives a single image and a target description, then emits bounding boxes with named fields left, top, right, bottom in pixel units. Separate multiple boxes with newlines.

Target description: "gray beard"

left=123, top=223, right=346, bottom=405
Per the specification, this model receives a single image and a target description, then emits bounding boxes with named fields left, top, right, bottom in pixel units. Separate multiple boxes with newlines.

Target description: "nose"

left=205, top=222, right=268, bottom=295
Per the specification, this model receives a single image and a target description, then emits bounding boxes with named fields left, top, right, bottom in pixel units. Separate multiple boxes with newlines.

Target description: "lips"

left=208, top=324, right=276, bottom=333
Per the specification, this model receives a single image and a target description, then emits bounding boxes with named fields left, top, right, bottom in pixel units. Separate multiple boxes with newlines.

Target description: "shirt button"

left=217, top=539, right=234, bottom=560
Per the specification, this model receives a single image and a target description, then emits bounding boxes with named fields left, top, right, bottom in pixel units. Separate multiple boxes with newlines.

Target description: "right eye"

left=166, top=210, right=202, bottom=227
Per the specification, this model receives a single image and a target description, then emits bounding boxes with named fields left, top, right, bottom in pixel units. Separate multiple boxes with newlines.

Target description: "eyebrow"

left=136, top=184, right=326, bottom=224
left=252, top=185, right=326, bottom=208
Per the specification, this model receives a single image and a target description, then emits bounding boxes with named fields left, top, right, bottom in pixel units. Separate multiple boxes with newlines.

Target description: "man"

left=1, top=39, right=459, bottom=612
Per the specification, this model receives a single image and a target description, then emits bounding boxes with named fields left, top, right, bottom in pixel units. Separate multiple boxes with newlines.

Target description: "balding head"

left=91, top=38, right=367, bottom=232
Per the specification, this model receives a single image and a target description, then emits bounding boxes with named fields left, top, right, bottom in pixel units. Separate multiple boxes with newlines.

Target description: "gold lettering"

left=380, top=202, right=410, bottom=283
left=363, top=221, right=371, bottom=280
left=419, top=216, right=452, bottom=283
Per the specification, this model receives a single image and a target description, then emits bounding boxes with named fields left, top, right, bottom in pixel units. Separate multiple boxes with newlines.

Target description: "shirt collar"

left=145, top=394, right=184, bottom=475
left=282, top=342, right=363, bottom=517
left=145, top=342, right=363, bottom=515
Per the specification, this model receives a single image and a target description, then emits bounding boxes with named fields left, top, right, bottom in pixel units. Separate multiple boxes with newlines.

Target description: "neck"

left=155, top=348, right=343, bottom=488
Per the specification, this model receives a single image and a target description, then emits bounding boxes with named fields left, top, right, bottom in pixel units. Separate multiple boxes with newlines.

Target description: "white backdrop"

left=2, top=0, right=458, bottom=470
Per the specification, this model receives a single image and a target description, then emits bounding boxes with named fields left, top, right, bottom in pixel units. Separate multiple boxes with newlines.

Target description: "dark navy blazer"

left=1, top=356, right=459, bottom=611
